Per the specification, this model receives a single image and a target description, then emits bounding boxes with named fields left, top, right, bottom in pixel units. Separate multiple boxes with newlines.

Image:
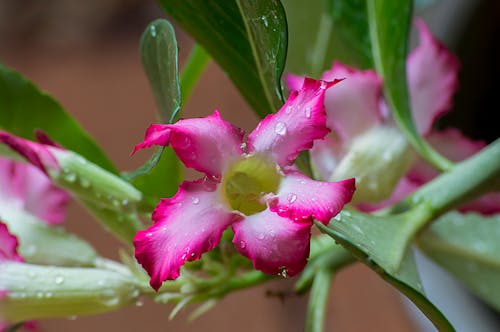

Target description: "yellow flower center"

left=222, top=155, right=281, bottom=215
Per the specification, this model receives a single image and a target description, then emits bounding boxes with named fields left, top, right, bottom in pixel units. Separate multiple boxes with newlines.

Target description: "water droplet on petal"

left=239, top=241, right=247, bottom=249
left=257, top=233, right=265, bottom=240
left=285, top=106, right=293, bottom=114
left=278, top=268, right=288, bottom=278
left=287, top=193, right=297, bottom=204
left=274, top=122, right=287, bottom=136
left=305, top=106, right=312, bottom=118
left=192, top=197, right=200, bottom=205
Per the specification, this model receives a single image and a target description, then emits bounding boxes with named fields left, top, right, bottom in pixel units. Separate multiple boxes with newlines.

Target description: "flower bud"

left=0, top=262, right=140, bottom=323
left=331, top=125, right=415, bottom=203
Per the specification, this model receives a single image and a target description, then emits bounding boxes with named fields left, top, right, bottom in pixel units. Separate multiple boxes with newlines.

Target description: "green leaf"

left=0, top=64, right=116, bottom=173
left=140, top=19, right=181, bottom=123
left=305, top=268, right=332, bottom=332
left=157, top=0, right=287, bottom=117
left=127, top=147, right=181, bottom=207
left=282, top=0, right=372, bottom=77
left=295, top=235, right=352, bottom=293
left=128, top=19, right=183, bottom=202
left=366, top=0, right=453, bottom=171
left=317, top=211, right=455, bottom=331
left=419, top=212, right=500, bottom=312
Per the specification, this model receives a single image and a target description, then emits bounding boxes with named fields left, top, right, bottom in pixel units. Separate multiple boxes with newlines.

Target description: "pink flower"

left=0, top=157, right=69, bottom=225
left=133, top=78, right=356, bottom=290
left=0, top=221, right=26, bottom=331
left=287, top=20, right=499, bottom=213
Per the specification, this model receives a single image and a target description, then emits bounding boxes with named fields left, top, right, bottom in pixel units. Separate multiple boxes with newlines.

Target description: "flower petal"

left=0, top=222, right=22, bottom=262
left=284, top=73, right=305, bottom=92
left=407, top=19, right=460, bottom=134
left=0, top=132, right=60, bottom=176
left=321, top=62, right=383, bottom=141
left=232, top=209, right=311, bottom=277
left=309, top=135, right=344, bottom=181
left=134, top=179, right=237, bottom=290
left=357, top=177, right=418, bottom=212
left=0, top=158, right=69, bottom=224
left=247, top=78, right=337, bottom=167
left=133, top=111, right=244, bottom=177
left=268, top=171, right=355, bottom=224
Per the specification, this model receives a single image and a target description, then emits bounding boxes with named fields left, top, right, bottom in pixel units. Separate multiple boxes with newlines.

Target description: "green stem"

left=305, top=268, right=332, bottom=332
left=395, top=138, right=500, bottom=220
left=296, top=236, right=353, bottom=293
left=310, top=12, right=333, bottom=78
left=180, top=44, right=210, bottom=108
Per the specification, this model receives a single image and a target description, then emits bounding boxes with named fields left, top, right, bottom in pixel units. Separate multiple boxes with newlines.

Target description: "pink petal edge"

left=0, top=222, right=22, bottom=262
left=321, top=62, right=383, bottom=142
left=407, top=19, right=460, bottom=135
left=133, top=111, right=244, bottom=177
left=232, top=209, right=312, bottom=277
left=269, top=171, right=355, bottom=224
left=0, top=131, right=60, bottom=176
left=247, top=78, right=338, bottom=168
left=134, top=179, right=238, bottom=290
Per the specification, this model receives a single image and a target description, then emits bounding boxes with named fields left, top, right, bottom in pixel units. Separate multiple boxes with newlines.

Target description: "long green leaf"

left=367, top=0, right=452, bottom=171
left=317, top=215, right=454, bottom=331
left=127, top=19, right=183, bottom=202
left=157, top=0, right=287, bottom=117
left=282, top=0, right=372, bottom=77
left=0, top=64, right=116, bottom=173
left=419, top=212, right=500, bottom=312
left=140, top=19, right=181, bottom=123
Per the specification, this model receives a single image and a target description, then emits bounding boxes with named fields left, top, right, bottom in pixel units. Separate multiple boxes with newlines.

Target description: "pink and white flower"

left=287, top=20, right=499, bottom=213
left=0, top=157, right=69, bottom=225
left=133, top=78, right=356, bottom=290
left=0, top=221, right=33, bottom=332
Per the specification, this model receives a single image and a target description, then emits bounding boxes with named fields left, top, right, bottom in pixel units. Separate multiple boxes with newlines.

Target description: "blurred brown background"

left=4, top=0, right=495, bottom=331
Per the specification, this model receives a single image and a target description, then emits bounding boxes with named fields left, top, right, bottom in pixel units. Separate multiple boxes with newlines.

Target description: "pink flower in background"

left=133, top=78, right=355, bottom=290
left=287, top=20, right=499, bottom=213
left=0, top=157, right=69, bottom=225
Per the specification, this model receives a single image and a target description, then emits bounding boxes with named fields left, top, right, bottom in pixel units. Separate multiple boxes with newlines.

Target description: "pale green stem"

left=180, top=44, right=210, bottom=110
left=305, top=268, right=332, bottom=332
left=310, top=12, right=333, bottom=77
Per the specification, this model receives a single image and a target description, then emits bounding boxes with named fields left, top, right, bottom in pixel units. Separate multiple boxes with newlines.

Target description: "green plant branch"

left=180, top=44, right=211, bottom=111
left=305, top=268, right=332, bottom=332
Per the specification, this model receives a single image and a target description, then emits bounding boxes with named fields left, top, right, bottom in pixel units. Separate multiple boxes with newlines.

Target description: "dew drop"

left=192, top=197, right=200, bottom=205
left=274, top=122, right=287, bottom=136
left=287, top=193, right=297, bottom=204
left=261, top=16, right=269, bottom=27
left=55, top=276, right=65, bottom=285
left=136, top=299, right=144, bottom=307
left=239, top=241, right=247, bottom=249
left=257, top=233, right=265, bottom=240
left=64, top=172, right=77, bottom=182
left=80, top=178, right=91, bottom=188
left=305, top=106, right=312, bottom=118
left=285, top=106, right=293, bottom=114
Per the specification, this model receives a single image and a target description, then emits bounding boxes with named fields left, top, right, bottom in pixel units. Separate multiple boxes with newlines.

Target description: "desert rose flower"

left=133, top=78, right=356, bottom=290
left=287, top=20, right=499, bottom=213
